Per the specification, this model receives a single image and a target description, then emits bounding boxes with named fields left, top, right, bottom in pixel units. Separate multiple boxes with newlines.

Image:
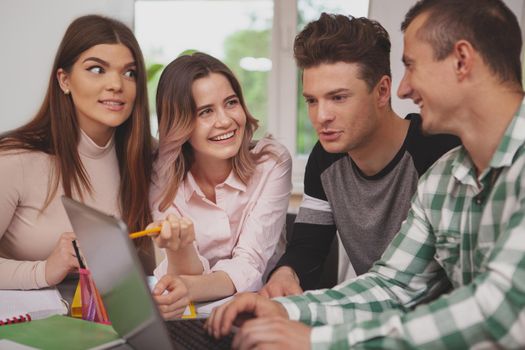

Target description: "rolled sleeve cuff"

left=211, top=260, right=262, bottom=292
left=153, top=257, right=167, bottom=280
left=274, top=295, right=313, bottom=324
left=194, top=241, right=211, bottom=274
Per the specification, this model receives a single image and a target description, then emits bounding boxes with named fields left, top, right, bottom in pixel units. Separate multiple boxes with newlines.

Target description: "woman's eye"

left=226, top=98, right=239, bottom=107
left=88, top=66, right=104, bottom=74
left=198, top=108, right=212, bottom=117
left=124, top=69, right=136, bottom=79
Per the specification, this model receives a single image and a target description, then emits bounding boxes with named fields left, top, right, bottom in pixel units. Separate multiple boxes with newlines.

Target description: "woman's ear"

left=56, top=68, right=71, bottom=95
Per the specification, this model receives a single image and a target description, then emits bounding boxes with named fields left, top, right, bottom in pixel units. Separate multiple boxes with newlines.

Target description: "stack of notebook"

left=0, top=288, right=68, bottom=326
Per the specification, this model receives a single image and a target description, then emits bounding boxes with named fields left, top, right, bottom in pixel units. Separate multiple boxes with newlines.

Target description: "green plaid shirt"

left=276, top=99, right=525, bottom=349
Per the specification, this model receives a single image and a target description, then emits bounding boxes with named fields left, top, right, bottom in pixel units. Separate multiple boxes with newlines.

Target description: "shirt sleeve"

left=273, top=144, right=337, bottom=289
left=0, top=152, right=49, bottom=290
left=211, top=145, right=292, bottom=292
left=276, top=177, right=525, bottom=349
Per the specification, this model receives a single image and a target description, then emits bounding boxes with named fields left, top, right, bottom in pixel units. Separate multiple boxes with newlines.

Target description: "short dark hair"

left=294, top=13, right=391, bottom=91
left=401, top=0, right=522, bottom=86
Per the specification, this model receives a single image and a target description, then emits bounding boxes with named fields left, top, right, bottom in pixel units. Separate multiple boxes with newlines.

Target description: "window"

left=134, top=0, right=369, bottom=192
left=135, top=0, right=273, bottom=139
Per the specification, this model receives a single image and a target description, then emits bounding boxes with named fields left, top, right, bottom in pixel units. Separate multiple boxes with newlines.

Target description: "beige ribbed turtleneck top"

left=0, top=130, right=121, bottom=289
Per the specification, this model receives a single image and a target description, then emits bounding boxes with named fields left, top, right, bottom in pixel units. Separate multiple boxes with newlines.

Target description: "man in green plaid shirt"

left=206, top=0, right=525, bottom=348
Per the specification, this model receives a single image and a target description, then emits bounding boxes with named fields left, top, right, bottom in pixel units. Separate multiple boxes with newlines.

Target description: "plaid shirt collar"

left=451, top=98, right=525, bottom=186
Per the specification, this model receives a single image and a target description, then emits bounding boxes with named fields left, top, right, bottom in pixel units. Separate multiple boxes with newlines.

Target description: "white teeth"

left=102, top=101, right=123, bottom=106
left=211, top=131, right=235, bottom=141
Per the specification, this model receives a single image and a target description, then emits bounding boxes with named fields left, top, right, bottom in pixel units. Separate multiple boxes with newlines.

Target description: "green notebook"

left=0, top=315, right=123, bottom=350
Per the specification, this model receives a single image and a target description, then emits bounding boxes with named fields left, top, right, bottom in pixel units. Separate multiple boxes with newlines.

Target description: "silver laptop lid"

left=61, top=196, right=173, bottom=350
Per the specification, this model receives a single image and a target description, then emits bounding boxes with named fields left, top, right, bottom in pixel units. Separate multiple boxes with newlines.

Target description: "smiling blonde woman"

left=149, top=53, right=292, bottom=318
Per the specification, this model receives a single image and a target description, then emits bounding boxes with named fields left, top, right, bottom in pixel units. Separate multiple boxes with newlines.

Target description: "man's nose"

left=397, top=71, right=412, bottom=100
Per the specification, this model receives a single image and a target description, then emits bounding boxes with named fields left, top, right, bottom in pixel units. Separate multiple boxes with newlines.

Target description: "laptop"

left=61, top=196, right=233, bottom=350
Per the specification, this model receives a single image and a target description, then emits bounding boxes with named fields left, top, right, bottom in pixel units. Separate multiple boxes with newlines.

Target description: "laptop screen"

left=61, top=196, right=173, bottom=349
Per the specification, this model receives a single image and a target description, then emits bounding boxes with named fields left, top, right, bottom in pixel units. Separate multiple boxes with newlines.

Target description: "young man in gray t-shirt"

left=260, top=13, right=459, bottom=297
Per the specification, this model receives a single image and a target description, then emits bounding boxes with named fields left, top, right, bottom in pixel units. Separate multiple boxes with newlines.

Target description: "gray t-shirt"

left=275, top=114, right=460, bottom=289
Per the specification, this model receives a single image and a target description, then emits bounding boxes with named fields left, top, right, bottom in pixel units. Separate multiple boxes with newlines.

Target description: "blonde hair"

left=154, top=52, right=264, bottom=211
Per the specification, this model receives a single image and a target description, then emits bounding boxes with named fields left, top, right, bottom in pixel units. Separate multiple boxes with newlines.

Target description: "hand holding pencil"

left=132, top=214, right=195, bottom=252
left=129, top=227, right=161, bottom=239
left=44, top=232, right=80, bottom=286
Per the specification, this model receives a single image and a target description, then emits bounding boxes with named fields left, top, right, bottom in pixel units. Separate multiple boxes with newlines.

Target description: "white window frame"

left=266, top=0, right=307, bottom=194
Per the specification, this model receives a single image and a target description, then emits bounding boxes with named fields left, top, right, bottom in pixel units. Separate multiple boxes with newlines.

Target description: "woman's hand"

left=44, top=232, right=80, bottom=286
left=152, top=274, right=191, bottom=320
left=147, top=214, right=195, bottom=252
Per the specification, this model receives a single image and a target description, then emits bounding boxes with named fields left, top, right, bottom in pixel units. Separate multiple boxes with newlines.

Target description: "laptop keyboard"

left=165, top=319, right=233, bottom=350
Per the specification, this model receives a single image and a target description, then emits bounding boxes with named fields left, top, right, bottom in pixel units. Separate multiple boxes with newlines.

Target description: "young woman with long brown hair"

left=0, top=15, right=154, bottom=289
left=149, top=52, right=292, bottom=318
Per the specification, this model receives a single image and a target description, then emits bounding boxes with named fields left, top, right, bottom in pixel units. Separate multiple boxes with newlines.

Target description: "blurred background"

left=1, top=0, right=524, bottom=192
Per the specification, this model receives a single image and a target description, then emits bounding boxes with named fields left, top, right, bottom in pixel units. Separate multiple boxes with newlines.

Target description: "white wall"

left=369, top=0, right=525, bottom=118
left=0, top=0, right=134, bottom=132
left=1, top=0, right=524, bottom=132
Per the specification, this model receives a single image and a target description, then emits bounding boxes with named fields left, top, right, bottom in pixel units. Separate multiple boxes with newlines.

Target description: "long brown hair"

left=154, top=52, right=262, bottom=211
left=0, top=15, right=153, bottom=242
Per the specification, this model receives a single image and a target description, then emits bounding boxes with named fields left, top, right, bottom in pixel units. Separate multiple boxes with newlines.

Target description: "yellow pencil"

left=129, top=227, right=161, bottom=239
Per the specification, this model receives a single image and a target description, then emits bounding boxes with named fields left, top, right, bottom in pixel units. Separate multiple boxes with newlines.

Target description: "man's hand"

left=259, top=266, right=303, bottom=298
left=44, top=232, right=79, bottom=286
left=206, top=292, right=288, bottom=339
left=153, top=274, right=190, bottom=320
left=232, top=318, right=311, bottom=350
